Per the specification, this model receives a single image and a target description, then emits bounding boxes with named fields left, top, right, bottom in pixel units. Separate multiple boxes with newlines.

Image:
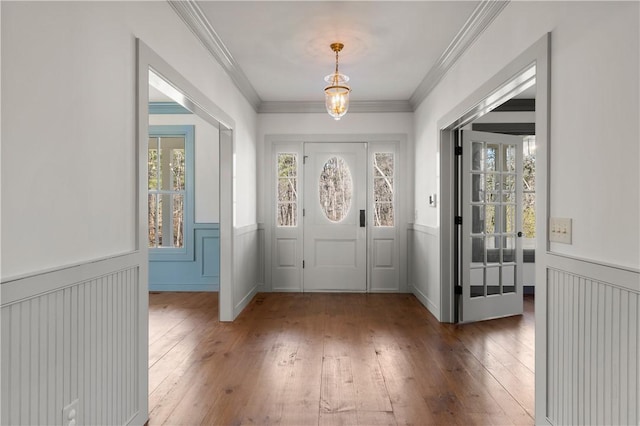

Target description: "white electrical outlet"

left=62, top=399, right=79, bottom=426
left=549, top=217, right=572, bottom=244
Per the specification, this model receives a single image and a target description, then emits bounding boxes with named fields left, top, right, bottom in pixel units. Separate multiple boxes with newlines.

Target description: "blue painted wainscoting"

left=149, top=223, right=220, bottom=291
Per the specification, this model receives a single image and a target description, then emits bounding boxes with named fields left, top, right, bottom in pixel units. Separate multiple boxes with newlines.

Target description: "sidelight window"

left=373, top=153, right=394, bottom=227
left=277, top=153, right=298, bottom=227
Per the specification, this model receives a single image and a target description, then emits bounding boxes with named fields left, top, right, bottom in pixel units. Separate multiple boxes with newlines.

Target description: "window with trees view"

left=319, top=156, right=353, bottom=223
left=373, top=153, right=394, bottom=227
left=148, top=136, right=186, bottom=248
left=522, top=136, right=536, bottom=248
left=277, top=153, right=298, bottom=227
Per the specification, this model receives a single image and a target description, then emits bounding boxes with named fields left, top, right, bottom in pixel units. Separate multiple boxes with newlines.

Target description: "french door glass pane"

left=486, top=144, right=498, bottom=171
left=471, top=237, right=484, bottom=263
left=486, top=267, right=500, bottom=295
left=472, top=142, right=484, bottom=171
left=503, top=265, right=516, bottom=293
left=503, top=144, right=517, bottom=172
left=485, top=205, right=497, bottom=234
left=471, top=174, right=484, bottom=202
left=470, top=268, right=484, bottom=298
left=471, top=205, right=483, bottom=234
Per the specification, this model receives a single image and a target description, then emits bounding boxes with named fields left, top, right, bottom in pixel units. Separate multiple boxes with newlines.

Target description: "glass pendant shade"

left=324, top=73, right=350, bottom=120
left=324, top=43, right=351, bottom=120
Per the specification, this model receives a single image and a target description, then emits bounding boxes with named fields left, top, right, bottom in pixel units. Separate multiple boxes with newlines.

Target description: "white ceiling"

left=195, top=1, right=480, bottom=104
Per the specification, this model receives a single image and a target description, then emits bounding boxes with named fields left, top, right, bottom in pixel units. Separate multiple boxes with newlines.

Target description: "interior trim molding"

left=258, top=100, right=413, bottom=114
left=409, top=0, right=510, bottom=110
left=169, top=0, right=509, bottom=115
left=167, top=0, right=262, bottom=111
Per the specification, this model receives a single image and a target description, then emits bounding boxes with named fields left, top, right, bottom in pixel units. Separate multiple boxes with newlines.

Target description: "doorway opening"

left=436, top=32, right=549, bottom=421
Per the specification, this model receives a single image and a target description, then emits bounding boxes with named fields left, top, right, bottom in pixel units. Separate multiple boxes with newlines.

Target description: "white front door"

left=460, top=130, right=524, bottom=322
left=303, top=142, right=367, bottom=291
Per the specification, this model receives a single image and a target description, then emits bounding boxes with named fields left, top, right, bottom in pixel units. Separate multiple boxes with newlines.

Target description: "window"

left=148, top=136, right=186, bottom=248
left=319, top=156, right=352, bottom=223
left=148, top=125, right=194, bottom=258
left=373, top=153, right=394, bottom=227
left=277, top=153, right=298, bottom=226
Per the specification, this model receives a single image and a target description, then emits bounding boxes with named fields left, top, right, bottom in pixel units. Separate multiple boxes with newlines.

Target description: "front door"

left=303, top=142, right=367, bottom=291
left=460, top=130, right=524, bottom=322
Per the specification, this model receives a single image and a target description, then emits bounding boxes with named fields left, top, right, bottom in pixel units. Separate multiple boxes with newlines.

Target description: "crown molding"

left=409, top=0, right=510, bottom=110
left=167, top=0, right=262, bottom=111
left=258, top=100, right=413, bottom=114
left=169, top=0, right=508, bottom=115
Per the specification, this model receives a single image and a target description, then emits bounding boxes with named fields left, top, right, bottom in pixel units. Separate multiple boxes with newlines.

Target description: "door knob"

left=360, top=210, right=365, bottom=227
left=517, top=231, right=523, bottom=237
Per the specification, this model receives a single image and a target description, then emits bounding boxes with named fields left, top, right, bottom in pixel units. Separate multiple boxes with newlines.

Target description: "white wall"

left=1, top=1, right=258, bottom=423
left=414, top=1, right=639, bottom=270
left=1, top=1, right=258, bottom=280
left=149, top=113, right=220, bottom=223
left=257, top=112, right=415, bottom=223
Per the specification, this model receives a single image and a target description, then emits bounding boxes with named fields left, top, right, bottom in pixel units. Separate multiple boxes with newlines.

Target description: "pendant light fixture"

left=324, top=42, right=351, bottom=120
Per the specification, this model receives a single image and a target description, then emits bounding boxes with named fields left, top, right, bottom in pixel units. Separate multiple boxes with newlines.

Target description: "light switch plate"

left=549, top=217, right=572, bottom=244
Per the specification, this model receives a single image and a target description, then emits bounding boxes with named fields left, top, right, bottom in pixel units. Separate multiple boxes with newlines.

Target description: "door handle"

left=517, top=231, right=523, bottom=237
left=360, top=210, right=366, bottom=227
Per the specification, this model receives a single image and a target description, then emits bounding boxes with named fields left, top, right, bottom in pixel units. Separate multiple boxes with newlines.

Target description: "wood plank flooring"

left=148, top=292, right=535, bottom=425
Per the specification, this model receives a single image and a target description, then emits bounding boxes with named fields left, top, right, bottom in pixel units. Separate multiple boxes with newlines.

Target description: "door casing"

left=436, top=33, right=550, bottom=422
left=264, top=134, right=409, bottom=293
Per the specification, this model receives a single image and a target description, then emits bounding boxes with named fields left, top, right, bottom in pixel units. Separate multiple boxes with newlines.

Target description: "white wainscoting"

left=545, top=254, right=639, bottom=426
left=257, top=223, right=265, bottom=290
left=233, top=224, right=259, bottom=318
left=408, top=224, right=440, bottom=319
left=1, top=253, right=145, bottom=425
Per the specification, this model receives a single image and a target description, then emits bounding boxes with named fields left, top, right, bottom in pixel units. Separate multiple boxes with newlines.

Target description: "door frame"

left=137, top=39, right=237, bottom=324
left=264, top=133, right=409, bottom=293
left=436, top=33, right=550, bottom=421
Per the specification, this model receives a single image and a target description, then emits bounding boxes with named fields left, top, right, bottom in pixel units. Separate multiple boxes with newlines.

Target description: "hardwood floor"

left=148, top=292, right=535, bottom=425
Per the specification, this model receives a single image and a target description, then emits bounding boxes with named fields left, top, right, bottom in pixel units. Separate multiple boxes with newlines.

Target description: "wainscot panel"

left=149, top=223, right=220, bottom=291
left=233, top=224, right=259, bottom=317
left=1, top=253, right=143, bottom=425
left=546, top=254, right=639, bottom=425
left=408, top=224, right=440, bottom=319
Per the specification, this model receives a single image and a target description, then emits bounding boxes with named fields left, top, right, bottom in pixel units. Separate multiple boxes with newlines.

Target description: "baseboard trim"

left=411, top=283, right=440, bottom=319
left=234, top=284, right=258, bottom=317
left=149, top=283, right=219, bottom=292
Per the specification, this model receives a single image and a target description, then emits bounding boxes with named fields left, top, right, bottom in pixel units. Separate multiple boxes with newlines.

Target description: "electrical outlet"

left=62, top=399, right=79, bottom=426
left=549, top=217, right=572, bottom=244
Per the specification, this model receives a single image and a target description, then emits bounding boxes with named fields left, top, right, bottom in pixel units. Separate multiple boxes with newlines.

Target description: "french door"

left=303, top=143, right=367, bottom=291
left=460, top=130, right=524, bottom=322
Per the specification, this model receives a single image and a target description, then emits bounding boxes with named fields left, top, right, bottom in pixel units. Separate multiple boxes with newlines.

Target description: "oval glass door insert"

left=319, top=156, right=353, bottom=222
